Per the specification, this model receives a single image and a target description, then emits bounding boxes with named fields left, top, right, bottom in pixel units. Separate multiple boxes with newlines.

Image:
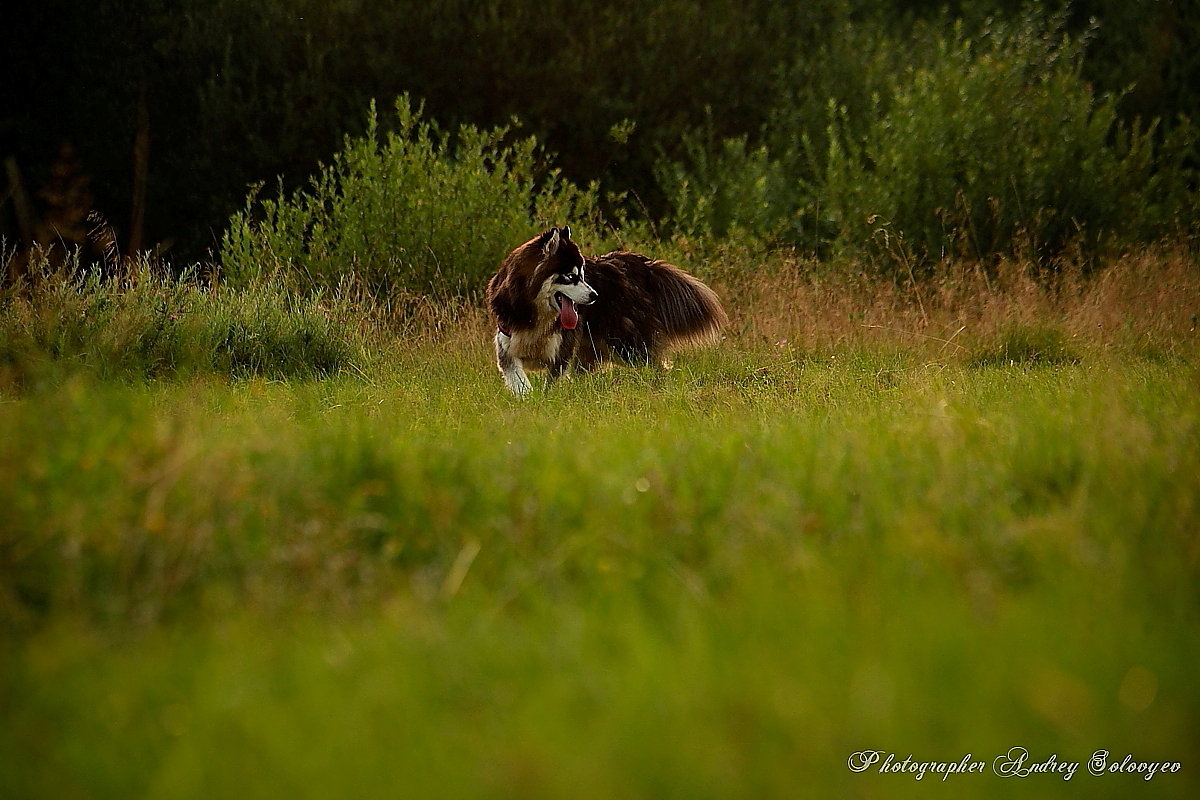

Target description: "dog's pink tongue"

left=558, top=296, right=579, bottom=329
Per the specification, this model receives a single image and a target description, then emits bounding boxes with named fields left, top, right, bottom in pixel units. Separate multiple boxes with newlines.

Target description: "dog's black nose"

left=587, top=290, right=599, bottom=304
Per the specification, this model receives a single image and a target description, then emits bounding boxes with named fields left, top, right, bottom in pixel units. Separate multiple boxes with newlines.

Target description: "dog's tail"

left=648, top=260, right=728, bottom=348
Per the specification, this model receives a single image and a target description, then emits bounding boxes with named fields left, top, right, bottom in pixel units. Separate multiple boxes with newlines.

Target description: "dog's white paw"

left=504, top=371, right=533, bottom=397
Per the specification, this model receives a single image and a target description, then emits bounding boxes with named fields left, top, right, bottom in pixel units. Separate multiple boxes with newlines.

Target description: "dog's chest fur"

left=506, top=324, right=563, bottom=366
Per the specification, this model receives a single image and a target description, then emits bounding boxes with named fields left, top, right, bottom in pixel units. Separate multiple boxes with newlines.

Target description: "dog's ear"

left=541, top=227, right=561, bottom=257
left=562, top=225, right=571, bottom=241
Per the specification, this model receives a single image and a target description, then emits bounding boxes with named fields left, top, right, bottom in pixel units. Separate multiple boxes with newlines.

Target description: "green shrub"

left=219, top=97, right=608, bottom=296
left=158, top=0, right=855, bottom=254
left=654, top=129, right=792, bottom=241
left=822, top=14, right=1186, bottom=267
left=657, top=12, right=1198, bottom=266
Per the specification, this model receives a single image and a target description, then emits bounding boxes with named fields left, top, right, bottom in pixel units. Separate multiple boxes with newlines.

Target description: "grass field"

left=2, top=253, right=1198, bottom=798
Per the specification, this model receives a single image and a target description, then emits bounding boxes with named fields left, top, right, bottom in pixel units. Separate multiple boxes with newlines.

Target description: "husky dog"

left=486, top=226, right=727, bottom=395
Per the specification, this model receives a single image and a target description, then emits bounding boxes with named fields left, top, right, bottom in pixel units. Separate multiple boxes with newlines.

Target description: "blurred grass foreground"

left=1, top=261, right=1198, bottom=797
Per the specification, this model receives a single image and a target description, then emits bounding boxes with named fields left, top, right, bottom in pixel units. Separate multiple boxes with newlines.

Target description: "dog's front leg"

left=496, top=331, right=533, bottom=396
left=545, top=330, right=577, bottom=390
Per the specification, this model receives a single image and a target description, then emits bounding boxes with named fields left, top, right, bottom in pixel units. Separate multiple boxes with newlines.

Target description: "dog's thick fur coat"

left=486, top=227, right=727, bottom=394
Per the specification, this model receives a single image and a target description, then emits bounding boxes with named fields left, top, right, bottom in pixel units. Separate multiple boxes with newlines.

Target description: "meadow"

left=5, top=1, right=1200, bottom=795
left=2, top=249, right=1197, bottom=799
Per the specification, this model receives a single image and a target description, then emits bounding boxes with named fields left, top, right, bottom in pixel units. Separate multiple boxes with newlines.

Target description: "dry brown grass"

left=363, top=245, right=1199, bottom=367
left=711, top=245, right=1199, bottom=360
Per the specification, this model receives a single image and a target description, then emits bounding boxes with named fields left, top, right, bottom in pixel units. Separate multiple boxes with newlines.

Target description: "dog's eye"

left=560, top=273, right=578, bottom=284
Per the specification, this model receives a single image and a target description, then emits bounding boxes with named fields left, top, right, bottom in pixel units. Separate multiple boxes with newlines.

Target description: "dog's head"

left=490, top=226, right=597, bottom=331
left=532, top=226, right=597, bottom=330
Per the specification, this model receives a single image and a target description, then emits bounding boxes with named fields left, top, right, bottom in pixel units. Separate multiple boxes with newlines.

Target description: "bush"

left=219, top=97, right=608, bottom=296
left=657, top=12, right=1198, bottom=269
left=823, top=14, right=1192, bottom=267
left=654, top=128, right=792, bottom=242
left=654, top=15, right=899, bottom=249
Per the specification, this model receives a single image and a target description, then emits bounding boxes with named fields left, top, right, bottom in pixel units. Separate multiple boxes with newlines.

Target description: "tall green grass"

left=0, top=253, right=369, bottom=389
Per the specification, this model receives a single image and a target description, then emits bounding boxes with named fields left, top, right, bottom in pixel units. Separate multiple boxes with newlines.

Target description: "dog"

left=486, top=226, right=727, bottom=395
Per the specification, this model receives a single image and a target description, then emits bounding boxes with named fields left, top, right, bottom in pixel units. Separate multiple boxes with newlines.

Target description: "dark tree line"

left=2, top=1, right=1196, bottom=261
